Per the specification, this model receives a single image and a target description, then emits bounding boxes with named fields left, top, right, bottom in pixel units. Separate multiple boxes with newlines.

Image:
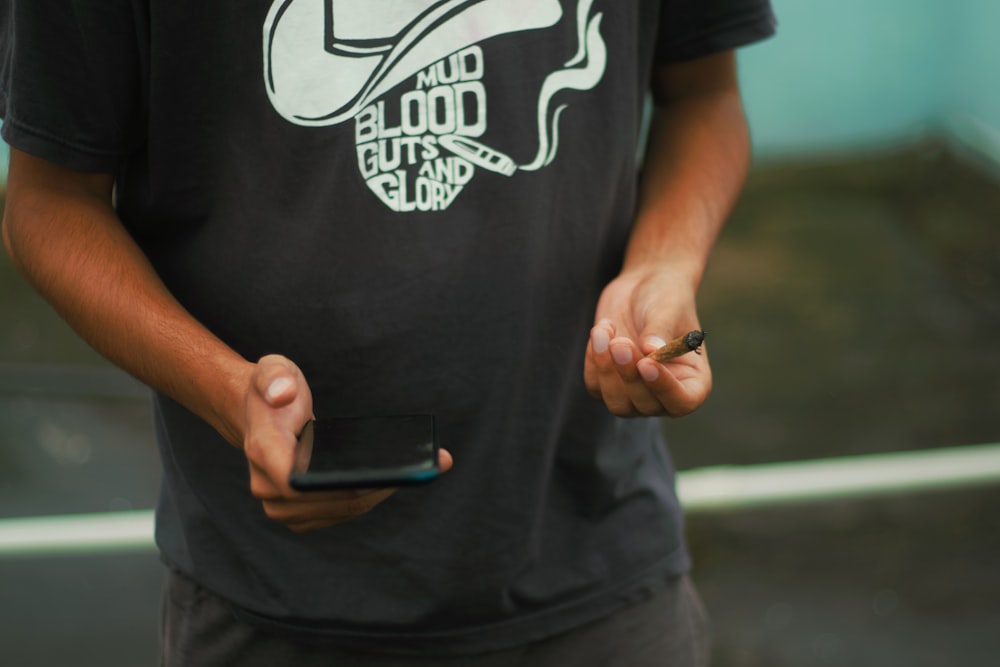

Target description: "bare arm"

left=2, top=149, right=430, bottom=530
left=2, top=149, right=253, bottom=442
left=628, top=50, right=749, bottom=286
left=584, top=50, right=750, bottom=416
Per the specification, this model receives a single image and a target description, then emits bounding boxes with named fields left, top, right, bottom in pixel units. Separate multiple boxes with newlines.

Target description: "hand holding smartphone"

left=289, top=415, right=440, bottom=491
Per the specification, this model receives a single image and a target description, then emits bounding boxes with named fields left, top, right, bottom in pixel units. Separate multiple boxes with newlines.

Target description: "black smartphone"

left=289, top=415, right=439, bottom=491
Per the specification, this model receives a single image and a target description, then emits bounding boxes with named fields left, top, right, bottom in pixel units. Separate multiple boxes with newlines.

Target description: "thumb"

left=639, top=312, right=702, bottom=357
left=639, top=331, right=670, bottom=356
left=264, top=376, right=296, bottom=406
left=639, top=313, right=675, bottom=355
left=253, top=355, right=302, bottom=408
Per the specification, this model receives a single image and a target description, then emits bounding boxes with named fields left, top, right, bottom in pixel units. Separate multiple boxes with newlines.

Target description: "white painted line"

left=678, top=442, right=1000, bottom=511
left=1, top=444, right=999, bottom=557
left=0, top=509, right=155, bottom=557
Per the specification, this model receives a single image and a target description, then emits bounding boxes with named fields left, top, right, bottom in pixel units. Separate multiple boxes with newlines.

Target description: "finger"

left=636, top=356, right=712, bottom=418
left=261, top=489, right=396, bottom=525
left=583, top=319, right=612, bottom=398
left=583, top=330, right=604, bottom=399
left=588, top=323, right=637, bottom=416
left=438, top=448, right=454, bottom=473
left=608, top=336, right=664, bottom=416
left=261, top=487, right=397, bottom=526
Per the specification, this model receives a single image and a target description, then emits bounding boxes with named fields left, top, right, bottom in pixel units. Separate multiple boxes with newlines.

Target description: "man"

left=1, top=1, right=774, bottom=664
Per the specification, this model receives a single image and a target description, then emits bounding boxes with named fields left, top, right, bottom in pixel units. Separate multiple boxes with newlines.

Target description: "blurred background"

left=2, top=1, right=999, bottom=665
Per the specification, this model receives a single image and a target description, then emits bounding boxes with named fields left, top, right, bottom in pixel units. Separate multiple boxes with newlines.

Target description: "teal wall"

left=946, top=1, right=1000, bottom=153
left=740, top=0, right=1000, bottom=161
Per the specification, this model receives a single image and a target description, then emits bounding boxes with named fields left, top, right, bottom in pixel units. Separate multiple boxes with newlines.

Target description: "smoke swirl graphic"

left=519, top=1, right=606, bottom=172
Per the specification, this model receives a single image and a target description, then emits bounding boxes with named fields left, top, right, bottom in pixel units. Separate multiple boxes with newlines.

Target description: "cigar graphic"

left=646, top=330, right=706, bottom=362
left=438, top=135, right=518, bottom=176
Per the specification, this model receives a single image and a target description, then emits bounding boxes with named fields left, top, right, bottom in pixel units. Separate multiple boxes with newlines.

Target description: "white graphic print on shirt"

left=264, top=0, right=607, bottom=212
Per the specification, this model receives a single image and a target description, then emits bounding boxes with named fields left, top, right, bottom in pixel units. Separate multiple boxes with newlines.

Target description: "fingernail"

left=266, top=377, right=293, bottom=402
left=592, top=327, right=610, bottom=354
left=646, top=336, right=668, bottom=350
left=611, top=342, right=633, bottom=366
left=638, top=361, right=660, bottom=382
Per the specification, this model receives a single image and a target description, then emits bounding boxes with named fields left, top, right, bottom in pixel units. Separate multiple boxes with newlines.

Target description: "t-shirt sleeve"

left=0, top=0, right=143, bottom=173
left=656, top=0, right=777, bottom=63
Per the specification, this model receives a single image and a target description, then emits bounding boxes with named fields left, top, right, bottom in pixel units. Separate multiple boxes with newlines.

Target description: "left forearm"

left=623, top=55, right=751, bottom=289
left=585, top=52, right=753, bottom=418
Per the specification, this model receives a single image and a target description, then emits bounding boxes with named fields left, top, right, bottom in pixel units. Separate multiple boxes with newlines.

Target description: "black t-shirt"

left=1, top=0, right=775, bottom=655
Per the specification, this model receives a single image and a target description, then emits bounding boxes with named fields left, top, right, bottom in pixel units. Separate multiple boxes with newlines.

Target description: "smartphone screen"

left=289, top=415, right=438, bottom=490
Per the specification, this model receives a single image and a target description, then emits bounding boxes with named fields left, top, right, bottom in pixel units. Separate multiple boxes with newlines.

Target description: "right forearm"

left=3, top=152, right=252, bottom=446
left=2, top=150, right=408, bottom=530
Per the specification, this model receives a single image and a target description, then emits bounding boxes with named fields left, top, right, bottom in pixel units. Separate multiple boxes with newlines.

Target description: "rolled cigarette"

left=646, top=330, right=705, bottom=362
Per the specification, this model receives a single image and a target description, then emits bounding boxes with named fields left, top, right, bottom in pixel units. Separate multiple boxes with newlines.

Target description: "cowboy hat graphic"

left=264, top=0, right=563, bottom=127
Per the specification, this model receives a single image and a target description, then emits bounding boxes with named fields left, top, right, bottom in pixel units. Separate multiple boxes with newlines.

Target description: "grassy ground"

left=666, top=141, right=1000, bottom=468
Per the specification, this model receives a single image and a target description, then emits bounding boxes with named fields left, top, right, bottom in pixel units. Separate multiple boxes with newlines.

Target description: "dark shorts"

left=161, top=570, right=709, bottom=667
